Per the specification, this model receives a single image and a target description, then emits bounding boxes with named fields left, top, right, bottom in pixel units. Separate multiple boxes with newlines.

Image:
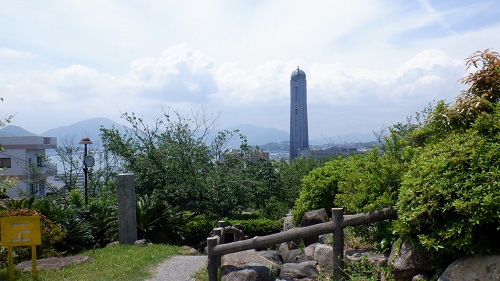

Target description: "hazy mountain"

left=41, top=117, right=125, bottom=144
left=1, top=117, right=375, bottom=148
left=0, top=125, right=37, bottom=136
left=224, top=124, right=289, bottom=145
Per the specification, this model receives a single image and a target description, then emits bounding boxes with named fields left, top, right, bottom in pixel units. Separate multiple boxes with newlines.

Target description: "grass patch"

left=0, top=244, right=182, bottom=281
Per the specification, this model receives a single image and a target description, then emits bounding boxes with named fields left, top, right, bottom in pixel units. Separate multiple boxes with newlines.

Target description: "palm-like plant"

left=136, top=194, right=184, bottom=243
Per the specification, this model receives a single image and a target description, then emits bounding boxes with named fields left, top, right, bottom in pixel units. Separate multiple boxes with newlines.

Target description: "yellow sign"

left=1, top=216, right=42, bottom=246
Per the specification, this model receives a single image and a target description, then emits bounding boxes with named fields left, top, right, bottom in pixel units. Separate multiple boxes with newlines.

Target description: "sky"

left=1, top=0, right=500, bottom=142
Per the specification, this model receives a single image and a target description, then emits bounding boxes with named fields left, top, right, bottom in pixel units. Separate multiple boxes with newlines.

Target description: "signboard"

left=1, top=216, right=41, bottom=246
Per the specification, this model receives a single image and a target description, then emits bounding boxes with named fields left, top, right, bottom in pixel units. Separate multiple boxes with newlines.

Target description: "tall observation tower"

left=289, top=67, right=309, bottom=159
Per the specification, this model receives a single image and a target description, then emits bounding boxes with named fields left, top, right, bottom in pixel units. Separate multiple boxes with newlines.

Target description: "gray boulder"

left=300, top=208, right=329, bottom=227
left=345, top=249, right=389, bottom=267
left=296, top=243, right=318, bottom=263
left=314, top=244, right=334, bottom=272
left=280, top=261, right=319, bottom=279
left=134, top=239, right=147, bottom=246
left=319, top=233, right=333, bottom=245
left=259, top=250, right=283, bottom=265
left=222, top=249, right=277, bottom=281
left=300, top=208, right=329, bottom=245
left=283, top=215, right=295, bottom=231
left=438, top=255, right=500, bottom=281
left=389, top=238, right=433, bottom=281
left=279, top=242, right=301, bottom=263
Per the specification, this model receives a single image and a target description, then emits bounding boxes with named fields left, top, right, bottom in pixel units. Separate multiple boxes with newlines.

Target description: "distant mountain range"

left=0, top=118, right=290, bottom=146
left=0, top=117, right=375, bottom=146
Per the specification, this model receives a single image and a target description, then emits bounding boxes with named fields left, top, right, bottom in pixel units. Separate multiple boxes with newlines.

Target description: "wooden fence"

left=207, top=207, right=397, bottom=281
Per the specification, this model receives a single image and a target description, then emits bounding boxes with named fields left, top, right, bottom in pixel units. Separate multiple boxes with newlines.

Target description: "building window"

left=31, top=182, right=39, bottom=195
left=0, top=158, right=11, bottom=168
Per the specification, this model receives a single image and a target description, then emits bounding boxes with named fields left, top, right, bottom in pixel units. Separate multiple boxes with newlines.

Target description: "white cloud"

left=1, top=1, right=499, bottom=138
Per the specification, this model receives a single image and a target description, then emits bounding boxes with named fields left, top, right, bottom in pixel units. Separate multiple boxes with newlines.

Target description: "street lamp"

left=79, top=137, right=95, bottom=205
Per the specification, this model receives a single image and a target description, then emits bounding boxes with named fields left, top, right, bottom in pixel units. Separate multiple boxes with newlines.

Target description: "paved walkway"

left=146, top=255, right=207, bottom=281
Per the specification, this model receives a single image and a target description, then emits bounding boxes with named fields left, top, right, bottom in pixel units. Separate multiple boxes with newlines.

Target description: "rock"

left=412, top=274, right=430, bottom=281
left=16, top=256, right=92, bottom=271
left=300, top=208, right=329, bottom=227
left=106, top=241, right=119, bottom=247
left=314, top=244, right=334, bottom=272
left=279, top=261, right=319, bottom=279
left=279, top=242, right=301, bottom=263
left=259, top=250, right=283, bottom=265
left=300, top=209, right=329, bottom=245
left=438, top=255, right=500, bottom=281
left=296, top=243, right=318, bottom=263
left=389, top=238, right=433, bottom=281
left=319, top=233, right=333, bottom=244
left=345, top=249, right=389, bottom=267
left=134, top=239, right=147, bottom=246
left=180, top=246, right=199, bottom=255
left=222, top=250, right=277, bottom=281
left=283, top=215, right=295, bottom=231
left=222, top=266, right=275, bottom=281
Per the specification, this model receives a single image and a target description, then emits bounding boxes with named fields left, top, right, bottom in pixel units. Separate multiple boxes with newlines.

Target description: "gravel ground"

left=146, top=255, right=207, bottom=281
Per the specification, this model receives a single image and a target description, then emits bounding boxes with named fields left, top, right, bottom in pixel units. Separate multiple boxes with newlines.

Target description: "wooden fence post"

left=332, top=208, right=344, bottom=280
left=207, top=237, right=219, bottom=281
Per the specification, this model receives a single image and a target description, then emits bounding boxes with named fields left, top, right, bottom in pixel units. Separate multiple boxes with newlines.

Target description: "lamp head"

left=79, top=137, right=93, bottom=145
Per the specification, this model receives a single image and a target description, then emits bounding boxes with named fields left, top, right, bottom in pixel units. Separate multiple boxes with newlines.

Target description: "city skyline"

left=1, top=1, right=500, bottom=139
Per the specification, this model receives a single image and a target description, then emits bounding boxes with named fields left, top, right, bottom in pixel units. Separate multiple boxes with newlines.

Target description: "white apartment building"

left=0, top=136, right=57, bottom=198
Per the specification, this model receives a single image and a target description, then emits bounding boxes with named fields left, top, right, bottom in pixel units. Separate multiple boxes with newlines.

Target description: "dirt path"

left=146, top=255, right=207, bottom=281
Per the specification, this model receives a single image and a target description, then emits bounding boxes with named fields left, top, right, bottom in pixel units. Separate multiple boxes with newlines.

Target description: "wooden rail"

left=207, top=207, right=397, bottom=281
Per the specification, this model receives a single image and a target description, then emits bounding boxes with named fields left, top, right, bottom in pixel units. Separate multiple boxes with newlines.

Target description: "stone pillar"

left=117, top=173, right=137, bottom=244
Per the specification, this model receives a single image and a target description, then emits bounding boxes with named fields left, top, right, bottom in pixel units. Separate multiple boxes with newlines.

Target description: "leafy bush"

left=136, top=194, right=184, bottom=244
left=394, top=107, right=500, bottom=261
left=292, top=157, right=344, bottom=224
left=182, top=214, right=217, bottom=246
left=0, top=197, right=95, bottom=254
left=227, top=218, right=282, bottom=238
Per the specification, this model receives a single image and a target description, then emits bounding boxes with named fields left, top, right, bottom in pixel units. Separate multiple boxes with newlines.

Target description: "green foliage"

left=412, top=49, right=500, bottom=145
left=136, top=194, right=184, bottom=244
left=292, top=157, right=344, bottom=224
left=0, top=196, right=95, bottom=254
left=227, top=218, right=282, bottom=238
left=101, top=109, right=326, bottom=222
left=395, top=105, right=500, bottom=260
left=182, top=214, right=217, bottom=246
left=86, top=189, right=119, bottom=247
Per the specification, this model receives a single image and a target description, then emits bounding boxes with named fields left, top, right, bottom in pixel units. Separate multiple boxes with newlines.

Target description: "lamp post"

left=79, top=137, right=95, bottom=205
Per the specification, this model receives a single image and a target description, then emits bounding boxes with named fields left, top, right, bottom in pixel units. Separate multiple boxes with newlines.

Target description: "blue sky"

left=1, top=0, right=500, bottom=141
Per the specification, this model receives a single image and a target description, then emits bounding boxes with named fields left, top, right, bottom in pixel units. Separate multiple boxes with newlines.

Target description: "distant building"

left=0, top=136, right=58, bottom=198
left=290, top=67, right=309, bottom=159
left=247, top=150, right=270, bottom=162
left=220, top=149, right=270, bottom=162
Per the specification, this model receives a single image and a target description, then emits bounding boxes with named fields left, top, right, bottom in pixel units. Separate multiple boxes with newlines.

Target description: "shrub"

left=292, top=157, right=344, bottom=224
left=227, top=218, right=282, bottom=238
left=136, top=194, right=184, bottom=244
left=394, top=109, right=500, bottom=261
left=182, top=214, right=217, bottom=246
